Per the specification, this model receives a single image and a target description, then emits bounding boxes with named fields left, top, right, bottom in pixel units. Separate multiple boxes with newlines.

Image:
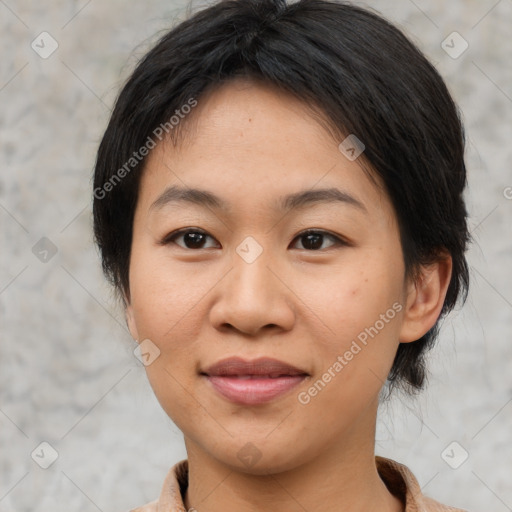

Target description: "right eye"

left=160, top=228, right=220, bottom=250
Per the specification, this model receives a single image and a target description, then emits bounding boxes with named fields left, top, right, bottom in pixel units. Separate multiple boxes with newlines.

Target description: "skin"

left=126, top=78, right=452, bottom=512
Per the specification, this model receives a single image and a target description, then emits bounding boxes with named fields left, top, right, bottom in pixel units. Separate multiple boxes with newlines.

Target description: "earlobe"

left=399, top=255, right=453, bottom=343
left=125, top=303, right=140, bottom=342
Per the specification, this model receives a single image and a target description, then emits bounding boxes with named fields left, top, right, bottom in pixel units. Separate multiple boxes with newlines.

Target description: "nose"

left=209, top=246, right=296, bottom=336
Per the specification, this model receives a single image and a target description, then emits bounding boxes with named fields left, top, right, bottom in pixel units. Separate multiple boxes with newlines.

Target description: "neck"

left=183, top=401, right=404, bottom=512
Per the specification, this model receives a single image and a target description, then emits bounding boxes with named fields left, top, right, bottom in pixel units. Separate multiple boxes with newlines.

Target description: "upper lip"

left=201, top=357, right=309, bottom=377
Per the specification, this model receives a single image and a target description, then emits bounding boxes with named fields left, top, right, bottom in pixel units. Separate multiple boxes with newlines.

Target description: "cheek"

left=129, top=257, right=207, bottom=424
left=128, top=246, right=206, bottom=340
left=294, top=255, right=404, bottom=401
left=295, top=257, right=403, bottom=344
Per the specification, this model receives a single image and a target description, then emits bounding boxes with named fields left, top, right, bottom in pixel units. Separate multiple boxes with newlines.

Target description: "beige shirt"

left=130, top=456, right=467, bottom=512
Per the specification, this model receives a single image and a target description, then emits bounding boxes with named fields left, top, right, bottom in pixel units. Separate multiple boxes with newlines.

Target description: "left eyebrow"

left=278, top=187, right=367, bottom=214
left=149, top=185, right=367, bottom=214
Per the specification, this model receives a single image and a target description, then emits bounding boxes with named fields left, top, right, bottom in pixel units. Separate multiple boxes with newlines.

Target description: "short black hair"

left=93, top=0, right=471, bottom=394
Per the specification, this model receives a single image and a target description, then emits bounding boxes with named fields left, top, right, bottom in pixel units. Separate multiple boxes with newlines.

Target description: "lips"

left=202, top=357, right=309, bottom=378
left=201, top=357, right=309, bottom=405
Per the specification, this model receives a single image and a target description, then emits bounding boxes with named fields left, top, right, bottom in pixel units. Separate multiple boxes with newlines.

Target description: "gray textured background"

left=1, top=0, right=511, bottom=511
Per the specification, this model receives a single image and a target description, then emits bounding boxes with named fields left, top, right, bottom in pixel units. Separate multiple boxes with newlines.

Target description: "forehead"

left=174, top=77, right=343, bottom=155
left=138, top=78, right=392, bottom=223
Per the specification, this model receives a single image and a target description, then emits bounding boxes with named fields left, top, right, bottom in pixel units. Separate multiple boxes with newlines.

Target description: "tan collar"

left=132, top=456, right=466, bottom=512
left=374, top=456, right=466, bottom=511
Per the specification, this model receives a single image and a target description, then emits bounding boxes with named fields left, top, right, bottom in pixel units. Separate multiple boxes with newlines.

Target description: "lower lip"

left=204, top=375, right=307, bottom=405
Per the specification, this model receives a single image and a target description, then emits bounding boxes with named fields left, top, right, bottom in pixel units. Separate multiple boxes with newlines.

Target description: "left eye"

left=291, top=230, right=345, bottom=251
left=161, top=228, right=345, bottom=251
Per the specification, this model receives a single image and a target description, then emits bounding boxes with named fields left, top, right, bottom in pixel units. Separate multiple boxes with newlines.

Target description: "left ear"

left=399, top=253, right=453, bottom=343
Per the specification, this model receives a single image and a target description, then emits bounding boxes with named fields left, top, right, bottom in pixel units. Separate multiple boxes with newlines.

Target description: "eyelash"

left=160, top=228, right=349, bottom=251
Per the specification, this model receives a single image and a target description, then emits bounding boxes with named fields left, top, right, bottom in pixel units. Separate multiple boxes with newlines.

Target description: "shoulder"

left=127, top=499, right=158, bottom=512
left=375, top=456, right=467, bottom=512
left=125, top=459, right=189, bottom=512
left=422, top=495, right=468, bottom=511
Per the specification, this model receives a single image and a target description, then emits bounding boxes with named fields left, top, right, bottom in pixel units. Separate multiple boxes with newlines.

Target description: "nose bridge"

left=230, top=238, right=276, bottom=305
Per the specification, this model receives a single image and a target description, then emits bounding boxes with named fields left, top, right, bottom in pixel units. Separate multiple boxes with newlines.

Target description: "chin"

left=206, top=435, right=312, bottom=476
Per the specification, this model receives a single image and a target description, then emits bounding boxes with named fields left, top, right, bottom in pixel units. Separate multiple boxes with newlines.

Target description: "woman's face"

left=126, top=79, right=413, bottom=474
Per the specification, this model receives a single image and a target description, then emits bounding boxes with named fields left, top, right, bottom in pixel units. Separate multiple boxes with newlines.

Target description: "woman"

left=93, top=0, right=470, bottom=510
